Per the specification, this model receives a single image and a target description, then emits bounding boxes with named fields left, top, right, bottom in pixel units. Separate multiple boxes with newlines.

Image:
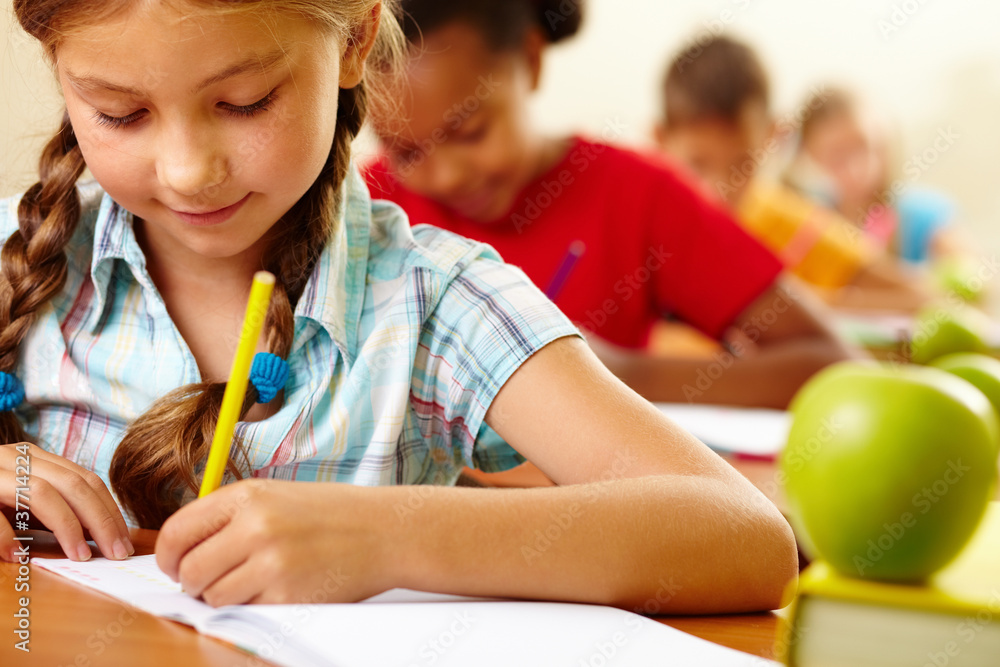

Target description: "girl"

left=365, top=0, right=860, bottom=410
left=1, top=0, right=796, bottom=613
left=787, top=88, right=977, bottom=297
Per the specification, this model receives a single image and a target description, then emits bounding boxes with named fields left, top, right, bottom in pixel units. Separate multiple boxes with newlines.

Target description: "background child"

left=0, top=0, right=796, bottom=613
left=787, top=88, right=981, bottom=300
left=366, top=0, right=862, bottom=411
left=655, top=35, right=935, bottom=313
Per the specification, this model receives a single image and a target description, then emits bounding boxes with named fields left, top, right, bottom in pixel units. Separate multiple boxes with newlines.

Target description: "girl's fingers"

left=0, top=470, right=91, bottom=562
left=174, top=528, right=249, bottom=599
left=199, top=557, right=263, bottom=607
left=4, top=444, right=132, bottom=547
left=156, top=488, right=241, bottom=579
left=0, top=512, right=17, bottom=562
left=0, top=447, right=132, bottom=560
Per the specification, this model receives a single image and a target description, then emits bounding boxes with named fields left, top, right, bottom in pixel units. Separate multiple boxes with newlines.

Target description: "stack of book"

left=782, top=503, right=1000, bottom=666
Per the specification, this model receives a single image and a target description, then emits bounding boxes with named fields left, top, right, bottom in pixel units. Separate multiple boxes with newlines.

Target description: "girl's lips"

left=170, top=193, right=251, bottom=227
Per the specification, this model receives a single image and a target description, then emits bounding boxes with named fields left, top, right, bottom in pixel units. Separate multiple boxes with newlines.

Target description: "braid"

left=109, top=84, right=369, bottom=528
left=0, top=112, right=85, bottom=444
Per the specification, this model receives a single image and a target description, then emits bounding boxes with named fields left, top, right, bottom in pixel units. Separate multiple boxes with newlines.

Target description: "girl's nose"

left=155, top=123, right=228, bottom=199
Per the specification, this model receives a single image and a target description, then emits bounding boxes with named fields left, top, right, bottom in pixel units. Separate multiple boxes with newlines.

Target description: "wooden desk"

left=0, top=528, right=781, bottom=666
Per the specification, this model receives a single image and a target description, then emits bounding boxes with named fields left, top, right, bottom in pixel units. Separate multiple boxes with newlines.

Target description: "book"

left=654, top=403, right=790, bottom=460
left=783, top=502, right=1000, bottom=666
left=32, top=554, right=777, bottom=667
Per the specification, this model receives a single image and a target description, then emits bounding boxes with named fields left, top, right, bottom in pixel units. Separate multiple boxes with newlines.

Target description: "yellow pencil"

left=198, top=271, right=276, bottom=498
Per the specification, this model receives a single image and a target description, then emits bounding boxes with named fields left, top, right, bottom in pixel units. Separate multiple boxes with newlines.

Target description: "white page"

left=32, top=553, right=216, bottom=625
left=34, top=555, right=779, bottom=667
left=655, top=403, right=790, bottom=458
left=235, top=599, right=779, bottom=667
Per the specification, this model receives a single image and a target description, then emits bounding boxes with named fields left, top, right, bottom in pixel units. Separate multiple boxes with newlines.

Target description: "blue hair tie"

left=249, top=353, right=289, bottom=404
left=0, top=372, right=24, bottom=412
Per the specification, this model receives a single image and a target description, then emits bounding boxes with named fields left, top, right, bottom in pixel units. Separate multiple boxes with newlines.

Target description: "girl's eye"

left=455, top=124, right=487, bottom=144
left=93, top=109, right=146, bottom=130
left=220, top=90, right=277, bottom=118
left=91, top=90, right=277, bottom=130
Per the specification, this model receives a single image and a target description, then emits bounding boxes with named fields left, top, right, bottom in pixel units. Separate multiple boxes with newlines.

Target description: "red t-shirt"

left=364, top=137, right=783, bottom=349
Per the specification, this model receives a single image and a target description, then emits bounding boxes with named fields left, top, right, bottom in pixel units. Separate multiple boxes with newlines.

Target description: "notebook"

left=654, top=403, right=790, bottom=460
left=33, top=554, right=779, bottom=667
left=782, top=502, right=1000, bottom=666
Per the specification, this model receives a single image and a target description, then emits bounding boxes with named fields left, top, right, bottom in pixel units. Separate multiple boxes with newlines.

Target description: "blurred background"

left=3, top=0, right=999, bottom=305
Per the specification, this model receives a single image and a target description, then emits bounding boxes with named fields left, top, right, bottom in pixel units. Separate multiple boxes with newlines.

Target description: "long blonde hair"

left=9, top=0, right=403, bottom=527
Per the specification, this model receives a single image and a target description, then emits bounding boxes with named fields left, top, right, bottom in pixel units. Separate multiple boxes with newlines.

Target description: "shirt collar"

left=86, top=166, right=371, bottom=367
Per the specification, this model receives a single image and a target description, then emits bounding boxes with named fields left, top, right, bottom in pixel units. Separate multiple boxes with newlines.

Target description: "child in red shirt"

left=366, top=0, right=860, bottom=409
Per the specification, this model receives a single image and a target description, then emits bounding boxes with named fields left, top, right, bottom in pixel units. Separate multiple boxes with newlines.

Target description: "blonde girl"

left=0, top=0, right=795, bottom=613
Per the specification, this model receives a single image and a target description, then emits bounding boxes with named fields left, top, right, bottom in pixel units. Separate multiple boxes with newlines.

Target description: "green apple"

left=910, top=304, right=990, bottom=365
left=931, top=353, right=1000, bottom=440
left=782, top=361, right=998, bottom=582
left=933, top=258, right=985, bottom=303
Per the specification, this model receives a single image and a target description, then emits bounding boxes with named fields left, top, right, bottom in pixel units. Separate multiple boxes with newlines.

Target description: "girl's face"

left=56, top=3, right=344, bottom=263
left=374, top=22, right=542, bottom=224
left=802, top=111, right=887, bottom=211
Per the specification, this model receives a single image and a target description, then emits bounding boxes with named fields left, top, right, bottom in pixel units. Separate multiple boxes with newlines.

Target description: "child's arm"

left=155, top=335, right=797, bottom=614
left=591, top=276, right=864, bottom=409
left=820, top=255, right=936, bottom=313
left=0, top=443, right=133, bottom=562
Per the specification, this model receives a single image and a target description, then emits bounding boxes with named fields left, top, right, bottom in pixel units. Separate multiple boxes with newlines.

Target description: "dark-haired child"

left=655, top=35, right=933, bottom=312
left=366, top=0, right=862, bottom=410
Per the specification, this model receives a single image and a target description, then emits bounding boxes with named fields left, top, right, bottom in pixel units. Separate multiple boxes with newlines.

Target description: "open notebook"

left=654, top=404, right=790, bottom=460
left=33, top=554, right=778, bottom=667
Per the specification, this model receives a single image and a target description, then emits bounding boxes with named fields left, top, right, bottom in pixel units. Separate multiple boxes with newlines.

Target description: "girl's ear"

left=340, top=4, right=382, bottom=89
left=523, top=27, right=546, bottom=92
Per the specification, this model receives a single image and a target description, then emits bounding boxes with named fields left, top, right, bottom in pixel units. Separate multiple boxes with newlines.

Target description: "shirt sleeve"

left=413, top=254, right=582, bottom=473
left=897, top=190, right=955, bottom=263
left=738, top=184, right=874, bottom=289
left=648, top=168, right=784, bottom=340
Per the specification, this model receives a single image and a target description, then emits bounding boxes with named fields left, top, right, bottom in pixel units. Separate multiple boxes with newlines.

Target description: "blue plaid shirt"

left=0, top=167, right=579, bottom=507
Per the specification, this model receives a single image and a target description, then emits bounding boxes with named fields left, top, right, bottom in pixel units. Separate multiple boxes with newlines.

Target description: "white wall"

left=4, top=1, right=1000, bottom=304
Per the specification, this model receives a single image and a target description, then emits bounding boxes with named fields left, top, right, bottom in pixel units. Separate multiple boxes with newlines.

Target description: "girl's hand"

left=0, top=442, right=133, bottom=562
left=156, top=479, right=395, bottom=606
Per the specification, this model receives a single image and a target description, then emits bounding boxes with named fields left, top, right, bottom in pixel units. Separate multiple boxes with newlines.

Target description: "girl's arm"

left=592, top=276, right=865, bottom=409
left=156, top=336, right=797, bottom=614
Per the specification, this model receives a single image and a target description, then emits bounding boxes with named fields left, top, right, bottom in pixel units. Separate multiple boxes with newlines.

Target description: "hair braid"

left=109, top=84, right=369, bottom=528
left=0, top=112, right=85, bottom=444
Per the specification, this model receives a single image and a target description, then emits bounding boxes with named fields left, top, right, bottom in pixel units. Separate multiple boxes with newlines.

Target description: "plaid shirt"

left=0, top=168, right=578, bottom=505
